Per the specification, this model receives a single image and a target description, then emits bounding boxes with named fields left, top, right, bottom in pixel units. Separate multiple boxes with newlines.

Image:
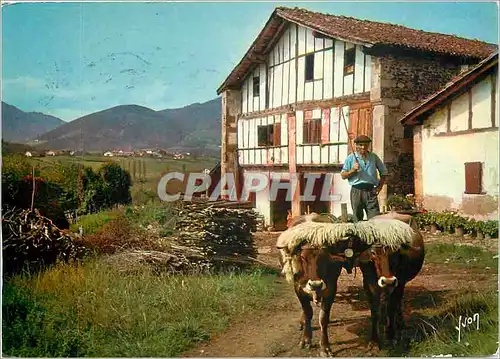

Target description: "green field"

left=27, top=154, right=219, bottom=204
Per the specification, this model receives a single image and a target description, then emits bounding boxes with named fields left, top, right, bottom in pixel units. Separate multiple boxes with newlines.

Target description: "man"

left=341, top=135, right=388, bottom=222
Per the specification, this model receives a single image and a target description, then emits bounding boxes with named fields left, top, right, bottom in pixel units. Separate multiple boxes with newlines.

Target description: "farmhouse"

left=400, top=52, right=498, bottom=220
left=217, top=6, right=496, bottom=229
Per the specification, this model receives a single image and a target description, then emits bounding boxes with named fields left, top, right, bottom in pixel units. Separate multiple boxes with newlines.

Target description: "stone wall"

left=371, top=52, right=466, bottom=199
left=220, top=89, right=242, bottom=199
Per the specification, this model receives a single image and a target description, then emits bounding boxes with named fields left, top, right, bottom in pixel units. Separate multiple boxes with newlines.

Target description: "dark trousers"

left=350, top=185, right=381, bottom=222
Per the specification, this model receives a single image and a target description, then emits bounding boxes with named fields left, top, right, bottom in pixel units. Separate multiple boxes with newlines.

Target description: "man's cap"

left=354, top=135, right=372, bottom=143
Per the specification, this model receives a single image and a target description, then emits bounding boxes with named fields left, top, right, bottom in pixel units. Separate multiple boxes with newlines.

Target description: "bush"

left=387, top=194, right=416, bottom=211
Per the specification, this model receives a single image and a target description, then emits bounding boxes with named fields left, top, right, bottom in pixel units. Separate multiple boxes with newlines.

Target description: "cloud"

left=3, top=76, right=46, bottom=89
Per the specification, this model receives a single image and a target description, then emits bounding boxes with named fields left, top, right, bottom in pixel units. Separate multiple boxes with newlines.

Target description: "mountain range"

left=1, top=98, right=222, bottom=156
left=2, top=102, right=66, bottom=143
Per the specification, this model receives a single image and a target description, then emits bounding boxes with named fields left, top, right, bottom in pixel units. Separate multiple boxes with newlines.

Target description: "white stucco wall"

left=420, top=74, right=498, bottom=219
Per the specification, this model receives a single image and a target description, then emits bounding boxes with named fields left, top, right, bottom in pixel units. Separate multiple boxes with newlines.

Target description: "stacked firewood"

left=170, top=203, right=261, bottom=270
left=2, top=207, right=87, bottom=276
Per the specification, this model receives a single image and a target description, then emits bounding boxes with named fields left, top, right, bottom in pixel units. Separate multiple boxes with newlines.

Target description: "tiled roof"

left=217, top=7, right=497, bottom=94
left=276, top=7, right=496, bottom=59
left=400, top=51, right=498, bottom=126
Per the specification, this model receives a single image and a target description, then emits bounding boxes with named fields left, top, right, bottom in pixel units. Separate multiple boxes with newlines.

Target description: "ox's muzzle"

left=377, top=276, right=398, bottom=288
left=302, top=280, right=326, bottom=306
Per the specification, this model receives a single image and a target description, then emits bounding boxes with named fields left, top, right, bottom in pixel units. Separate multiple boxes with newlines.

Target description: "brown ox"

left=277, top=214, right=412, bottom=356
left=357, top=211, right=425, bottom=349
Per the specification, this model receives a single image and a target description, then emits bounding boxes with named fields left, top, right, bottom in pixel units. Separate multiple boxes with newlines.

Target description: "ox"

left=277, top=214, right=415, bottom=356
left=357, top=212, right=425, bottom=349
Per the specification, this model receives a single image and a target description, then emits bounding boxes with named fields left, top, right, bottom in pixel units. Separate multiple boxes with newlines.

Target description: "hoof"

left=299, top=340, right=312, bottom=349
left=320, top=347, right=333, bottom=357
left=367, top=342, right=379, bottom=352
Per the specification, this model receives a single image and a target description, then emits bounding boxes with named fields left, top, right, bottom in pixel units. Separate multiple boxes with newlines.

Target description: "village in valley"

left=2, top=3, right=499, bottom=358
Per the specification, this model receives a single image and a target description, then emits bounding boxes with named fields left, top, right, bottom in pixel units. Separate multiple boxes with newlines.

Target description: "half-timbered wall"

left=237, top=113, right=289, bottom=165
left=240, top=24, right=372, bottom=114
left=295, top=106, right=350, bottom=165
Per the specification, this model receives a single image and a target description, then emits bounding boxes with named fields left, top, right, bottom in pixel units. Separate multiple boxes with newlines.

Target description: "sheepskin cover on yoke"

left=277, top=219, right=415, bottom=283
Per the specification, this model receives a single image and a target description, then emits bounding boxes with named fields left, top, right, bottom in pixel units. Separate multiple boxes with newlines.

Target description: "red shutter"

left=348, top=109, right=359, bottom=152
left=465, top=162, right=482, bottom=194
left=273, top=123, right=281, bottom=146
left=303, top=119, right=310, bottom=144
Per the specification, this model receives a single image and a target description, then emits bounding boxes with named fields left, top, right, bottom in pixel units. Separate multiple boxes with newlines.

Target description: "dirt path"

left=185, top=232, right=498, bottom=357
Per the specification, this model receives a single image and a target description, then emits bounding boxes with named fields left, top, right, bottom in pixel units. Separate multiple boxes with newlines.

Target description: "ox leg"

left=388, top=284, right=405, bottom=345
left=376, top=291, right=389, bottom=349
left=297, top=296, right=314, bottom=349
left=318, top=281, right=338, bottom=357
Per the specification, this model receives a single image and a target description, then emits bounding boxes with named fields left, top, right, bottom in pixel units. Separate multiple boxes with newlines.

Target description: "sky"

left=2, top=1, right=499, bottom=122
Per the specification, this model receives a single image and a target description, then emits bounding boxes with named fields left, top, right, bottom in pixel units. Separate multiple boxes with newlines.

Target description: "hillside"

left=1, top=102, right=65, bottom=143
left=35, top=98, right=222, bottom=156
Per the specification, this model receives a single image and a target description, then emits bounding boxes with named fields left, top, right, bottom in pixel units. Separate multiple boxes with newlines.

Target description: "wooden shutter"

left=303, top=119, right=310, bottom=144
left=465, top=162, right=482, bottom=194
left=348, top=109, right=359, bottom=153
left=273, top=123, right=281, bottom=146
left=359, top=107, right=373, bottom=138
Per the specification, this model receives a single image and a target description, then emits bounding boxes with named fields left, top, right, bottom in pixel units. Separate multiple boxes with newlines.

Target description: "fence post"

left=341, top=203, right=348, bottom=223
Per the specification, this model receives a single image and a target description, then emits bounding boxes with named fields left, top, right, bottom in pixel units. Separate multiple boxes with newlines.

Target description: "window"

left=257, top=123, right=281, bottom=147
left=464, top=162, right=482, bottom=194
left=305, top=54, right=314, bottom=82
left=253, top=76, right=260, bottom=97
left=303, top=118, right=321, bottom=144
left=344, top=47, right=355, bottom=76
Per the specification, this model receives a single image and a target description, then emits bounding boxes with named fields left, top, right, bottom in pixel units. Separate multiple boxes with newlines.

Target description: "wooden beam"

left=312, top=30, right=332, bottom=39
left=492, top=73, right=497, bottom=128
left=468, top=89, right=473, bottom=130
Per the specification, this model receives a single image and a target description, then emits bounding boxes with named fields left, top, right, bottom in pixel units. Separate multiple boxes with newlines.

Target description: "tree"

left=100, top=162, right=132, bottom=207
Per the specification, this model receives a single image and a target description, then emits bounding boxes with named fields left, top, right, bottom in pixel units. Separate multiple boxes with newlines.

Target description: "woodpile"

left=165, top=202, right=261, bottom=272
left=102, top=202, right=264, bottom=275
left=2, top=207, right=87, bottom=276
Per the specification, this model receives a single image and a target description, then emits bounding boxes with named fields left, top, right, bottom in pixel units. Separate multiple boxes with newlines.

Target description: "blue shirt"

left=341, top=152, right=388, bottom=187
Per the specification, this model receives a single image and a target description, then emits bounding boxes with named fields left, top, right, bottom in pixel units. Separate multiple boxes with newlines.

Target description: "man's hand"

left=352, top=162, right=360, bottom=172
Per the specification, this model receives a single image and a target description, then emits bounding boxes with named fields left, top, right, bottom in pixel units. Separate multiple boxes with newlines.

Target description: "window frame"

left=344, top=47, right=356, bottom=76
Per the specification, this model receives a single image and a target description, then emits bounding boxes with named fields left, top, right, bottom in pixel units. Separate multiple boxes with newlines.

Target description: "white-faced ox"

left=277, top=215, right=370, bottom=357
left=357, top=212, right=425, bottom=349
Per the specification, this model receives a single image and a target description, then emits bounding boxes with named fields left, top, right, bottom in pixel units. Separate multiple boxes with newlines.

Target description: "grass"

left=379, top=242, right=499, bottom=357
left=69, top=209, right=121, bottom=235
left=424, top=242, right=498, bottom=271
left=3, top=260, right=281, bottom=357
left=405, top=289, right=499, bottom=357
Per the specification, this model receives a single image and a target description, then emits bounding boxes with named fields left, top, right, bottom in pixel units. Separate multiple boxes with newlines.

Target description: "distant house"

left=46, top=150, right=56, bottom=156
left=104, top=151, right=114, bottom=157
left=400, top=52, right=498, bottom=220
left=25, top=151, right=32, bottom=157
left=174, top=153, right=185, bottom=160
